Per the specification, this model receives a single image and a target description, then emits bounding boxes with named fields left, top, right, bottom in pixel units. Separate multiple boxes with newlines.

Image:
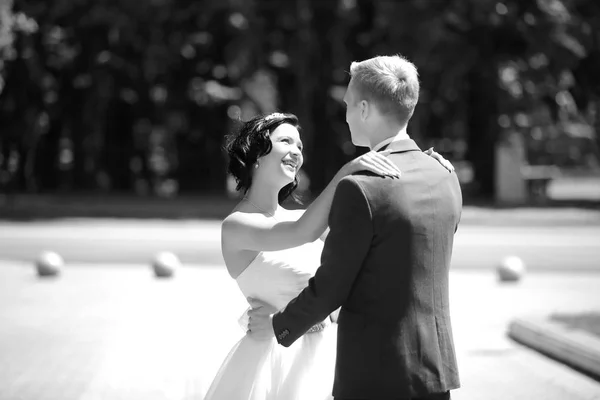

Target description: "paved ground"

left=0, top=220, right=225, bottom=265
left=1, top=261, right=600, bottom=400
left=1, top=216, right=600, bottom=272
left=450, top=271, right=600, bottom=399
left=1, top=174, right=599, bottom=221
left=1, top=214, right=599, bottom=399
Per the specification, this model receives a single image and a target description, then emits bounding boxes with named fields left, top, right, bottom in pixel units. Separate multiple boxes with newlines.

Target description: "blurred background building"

left=0, top=0, right=599, bottom=212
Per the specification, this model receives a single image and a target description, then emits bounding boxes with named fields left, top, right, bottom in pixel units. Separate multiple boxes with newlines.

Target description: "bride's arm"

left=223, top=148, right=454, bottom=252
left=312, top=149, right=451, bottom=245
left=289, top=210, right=330, bottom=242
left=319, top=227, right=330, bottom=242
left=222, top=151, right=400, bottom=253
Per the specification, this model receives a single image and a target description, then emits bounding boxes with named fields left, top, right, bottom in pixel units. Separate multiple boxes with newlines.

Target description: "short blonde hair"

left=349, top=54, right=420, bottom=124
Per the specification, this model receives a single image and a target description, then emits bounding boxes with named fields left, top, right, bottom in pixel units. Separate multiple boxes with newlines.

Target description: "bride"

left=203, top=112, right=452, bottom=400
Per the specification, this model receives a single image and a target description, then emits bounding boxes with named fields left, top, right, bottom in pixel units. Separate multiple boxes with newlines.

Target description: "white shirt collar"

left=372, top=130, right=410, bottom=152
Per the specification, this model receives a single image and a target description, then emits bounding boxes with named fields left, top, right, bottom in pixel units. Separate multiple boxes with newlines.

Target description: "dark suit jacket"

left=272, top=139, right=463, bottom=399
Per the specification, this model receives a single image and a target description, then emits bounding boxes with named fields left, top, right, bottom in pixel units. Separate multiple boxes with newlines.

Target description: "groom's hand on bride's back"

left=247, top=298, right=276, bottom=340
left=248, top=297, right=278, bottom=314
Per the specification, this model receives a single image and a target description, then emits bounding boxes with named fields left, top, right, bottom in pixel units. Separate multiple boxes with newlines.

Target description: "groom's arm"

left=273, top=176, right=373, bottom=347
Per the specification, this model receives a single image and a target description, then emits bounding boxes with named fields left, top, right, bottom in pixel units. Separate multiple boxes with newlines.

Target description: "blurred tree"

left=0, top=0, right=38, bottom=194
left=439, top=0, right=600, bottom=194
left=342, top=0, right=600, bottom=196
left=0, top=0, right=598, bottom=200
left=3, top=0, right=253, bottom=195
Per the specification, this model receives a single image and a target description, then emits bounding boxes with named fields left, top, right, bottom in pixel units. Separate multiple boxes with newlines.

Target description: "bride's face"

left=256, top=123, right=303, bottom=187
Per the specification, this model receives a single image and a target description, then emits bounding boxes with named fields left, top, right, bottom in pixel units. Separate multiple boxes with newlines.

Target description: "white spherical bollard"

left=35, top=251, right=64, bottom=277
left=151, top=252, right=181, bottom=278
left=497, top=256, right=526, bottom=283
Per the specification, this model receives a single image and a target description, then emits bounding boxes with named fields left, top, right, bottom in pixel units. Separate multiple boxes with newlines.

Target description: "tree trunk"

left=466, top=62, right=499, bottom=198
left=35, top=119, right=61, bottom=191
left=465, top=21, right=499, bottom=199
left=104, top=98, right=134, bottom=191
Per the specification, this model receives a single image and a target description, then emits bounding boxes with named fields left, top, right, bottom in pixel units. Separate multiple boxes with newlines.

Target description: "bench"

left=520, top=165, right=561, bottom=200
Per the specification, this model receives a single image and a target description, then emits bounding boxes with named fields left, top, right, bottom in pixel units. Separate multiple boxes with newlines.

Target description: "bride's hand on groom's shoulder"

left=343, top=150, right=401, bottom=179
left=425, top=147, right=455, bottom=173
left=247, top=297, right=276, bottom=340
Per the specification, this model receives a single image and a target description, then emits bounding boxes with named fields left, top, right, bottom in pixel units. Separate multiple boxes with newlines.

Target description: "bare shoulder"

left=285, top=208, right=305, bottom=220
left=221, top=210, right=268, bottom=234
left=221, top=211, right=265, bottom=278
left=221, top=210, right=246, bottom=227
left=271, top=207, right=305, bottom=222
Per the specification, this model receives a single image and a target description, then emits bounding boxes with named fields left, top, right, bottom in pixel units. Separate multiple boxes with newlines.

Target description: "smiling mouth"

left=282, top=161, right=298, bottom=171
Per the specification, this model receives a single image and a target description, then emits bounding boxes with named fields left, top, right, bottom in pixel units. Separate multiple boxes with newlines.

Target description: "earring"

left=254, top=163, right=259, bottom=169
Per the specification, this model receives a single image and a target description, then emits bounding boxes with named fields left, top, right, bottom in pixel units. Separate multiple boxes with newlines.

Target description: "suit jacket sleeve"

left=272, top=176, right=373, bottom=347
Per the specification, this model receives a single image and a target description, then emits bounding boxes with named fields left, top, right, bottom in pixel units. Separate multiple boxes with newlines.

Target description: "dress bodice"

left=235, top=239, right=324, bottom=311
left=206, top=237, right=336, bottom=400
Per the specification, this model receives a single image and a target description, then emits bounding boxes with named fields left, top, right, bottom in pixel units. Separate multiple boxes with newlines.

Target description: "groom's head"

left=343, top=54, right=420, bottom=147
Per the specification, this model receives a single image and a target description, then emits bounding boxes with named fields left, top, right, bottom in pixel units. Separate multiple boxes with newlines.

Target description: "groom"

left=248, top=54, right=462, bottom=400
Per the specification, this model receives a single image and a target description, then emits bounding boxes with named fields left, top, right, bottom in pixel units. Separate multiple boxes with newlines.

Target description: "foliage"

left=0, top=0, right=598, bottom=198
left=0, top=0, right=37, bottom=90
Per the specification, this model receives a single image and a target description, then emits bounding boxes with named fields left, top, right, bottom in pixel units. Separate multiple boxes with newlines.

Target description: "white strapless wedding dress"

left=203, top=240, right=336, bottom=400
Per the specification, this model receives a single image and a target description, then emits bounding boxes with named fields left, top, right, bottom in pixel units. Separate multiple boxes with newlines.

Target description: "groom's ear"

left=360, top=100, right=369, bottom=121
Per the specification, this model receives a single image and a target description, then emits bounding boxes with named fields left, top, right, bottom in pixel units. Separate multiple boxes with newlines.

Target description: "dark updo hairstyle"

left=225, top=112, right=301, bottom=205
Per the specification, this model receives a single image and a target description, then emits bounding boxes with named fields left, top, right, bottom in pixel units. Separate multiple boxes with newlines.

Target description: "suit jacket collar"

left=378, top=139, right=421, bottom=154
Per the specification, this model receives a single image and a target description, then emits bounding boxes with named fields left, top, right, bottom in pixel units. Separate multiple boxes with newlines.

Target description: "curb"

left=508, top=316, right=600, bottom=379
left=1, top=195, right=599, bottom=225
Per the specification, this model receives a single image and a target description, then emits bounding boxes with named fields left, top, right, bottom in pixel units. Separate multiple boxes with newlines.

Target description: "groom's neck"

left=368, top=124, right=409, bottom=150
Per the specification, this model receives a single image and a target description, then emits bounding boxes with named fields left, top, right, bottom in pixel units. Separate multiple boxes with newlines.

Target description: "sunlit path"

left=1, top=219, right=599, bottom=272
left=1, top=261, right=600, bottom=399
